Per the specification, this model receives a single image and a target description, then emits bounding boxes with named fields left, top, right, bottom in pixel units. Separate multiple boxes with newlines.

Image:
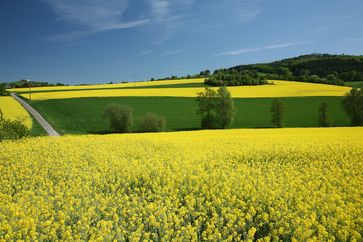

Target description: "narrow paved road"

left=10, top=93, right=60, bottom=136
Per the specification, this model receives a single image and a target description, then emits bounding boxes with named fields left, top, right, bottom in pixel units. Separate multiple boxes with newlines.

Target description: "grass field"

left=1, top=127, right=362, bottom=240
left=345, top=81, right=363, bottom=88
left=29, top=96, right=350, bottom=134
left=19, top=81, right=351, bottom=100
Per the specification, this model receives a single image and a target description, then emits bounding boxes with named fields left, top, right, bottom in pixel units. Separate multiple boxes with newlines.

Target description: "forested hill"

left=229, top=54, right=363, bottom=84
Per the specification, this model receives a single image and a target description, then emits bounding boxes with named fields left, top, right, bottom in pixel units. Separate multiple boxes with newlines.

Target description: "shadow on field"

left=87, top=130, right=120, bottom=135
left=87, top=127, right=202, bottom=134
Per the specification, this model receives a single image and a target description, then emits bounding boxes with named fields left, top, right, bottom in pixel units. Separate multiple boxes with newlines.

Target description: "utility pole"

left=133, top=74, right=136, bottom=88
left=26, top=78, right=31, bottom=100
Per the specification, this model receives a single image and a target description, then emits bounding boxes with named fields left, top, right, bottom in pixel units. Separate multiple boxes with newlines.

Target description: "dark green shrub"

left=138, top=113, right=166, bottom=132
left=103, top=104, right=134, bottom=133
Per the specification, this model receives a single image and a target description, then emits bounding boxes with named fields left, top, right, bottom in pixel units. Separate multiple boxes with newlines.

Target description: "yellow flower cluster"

left=0, top=96, right=32, bottom=128
left=18, top=80, right=351, bottom=100
left=9, top=78, right=205, bottom=93
left=1, top=127, right=362, bottom=241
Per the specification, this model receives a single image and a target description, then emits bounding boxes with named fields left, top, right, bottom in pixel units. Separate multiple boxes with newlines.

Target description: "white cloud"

left=149, top=0, right=195, bottom=44
left=164, top=50, right=183, bottom=55
left=42, top=0, right=149, bottom=41
left=232, top=0, right=263, bottom=23
left=214, top=41, right=311, bottom=56
left=138, top=50, right=153, bottom=56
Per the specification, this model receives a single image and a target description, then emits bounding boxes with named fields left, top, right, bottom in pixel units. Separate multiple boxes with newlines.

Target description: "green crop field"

left=29, top=116, right=46, bottom=136
left=345, top=81, right=363, bottom=88
left=29, top=96, right=349, bottom=134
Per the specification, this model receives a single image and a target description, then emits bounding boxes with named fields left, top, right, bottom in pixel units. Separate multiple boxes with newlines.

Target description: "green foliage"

left=0, top=83, right=8, bottom=95
left=271, top=99, right=285, bottom=128
left=103, top=104, right=134, bottom=133
left=138, top=113, right=166, bottom=132
left=215, top=86, right=236, bottom=128
left=196, top=87, right=235, bottom=129
left=199, top=69, right=211, bottom=77
left=318, top=101, right=331, bottom=127
left=345, top=81, right=363, bottom=88
left=7, top=80, right=66, bottom=88
left=196, top=88, right=217, bottom=129
left=206, top=69, right=267, bottom=86
left=341, top=88, right=363, bottom=126
left=231, top=53, right=363, bottom=85
left=0, top=109, right=30, bottom=141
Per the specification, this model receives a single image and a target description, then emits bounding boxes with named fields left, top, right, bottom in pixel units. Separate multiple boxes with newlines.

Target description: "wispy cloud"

left=214, top=41, right=311, bottom=56
left=138, top=50, right=153, bottom=56
left=149, top=0, right=195, bottom=44
left=164, top=50, right=183, bottom=55
left=232, top=0, right=263, bottom=23
left=42, top=0, right=149, bottom=41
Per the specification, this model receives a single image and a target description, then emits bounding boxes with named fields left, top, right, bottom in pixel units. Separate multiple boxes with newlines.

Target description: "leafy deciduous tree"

left=341, top=87, right=363, bottom=126
left=271, top=99, right=285, bottom=128
left=196, top=87, right=235, bottom=129
left=318, top=101, right=331, bottom=127
left=215, top=86, right=235, bottom=128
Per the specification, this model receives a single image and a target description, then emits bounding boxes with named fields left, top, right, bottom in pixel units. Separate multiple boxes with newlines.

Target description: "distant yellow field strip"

left=8, top=78, right=205, bottom=93
left=20, top=80, right=352, bottom=100
left=0, top=96, right=32, bottom=128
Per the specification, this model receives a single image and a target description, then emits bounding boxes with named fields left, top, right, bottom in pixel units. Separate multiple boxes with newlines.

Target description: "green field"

left=29, top=96, right=350, bottom=134
left=345, top=81, right=363, bottom=88
left=29, top=115, right=46, bottom=136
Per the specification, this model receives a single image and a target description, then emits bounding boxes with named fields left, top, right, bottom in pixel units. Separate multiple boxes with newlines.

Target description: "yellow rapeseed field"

left=19, top=80, right=351, bottom=100
left=1, top=127, right=362, bottom=241
left=9, top=78, right=205, bottom=93
left=0, top=96, right=32, bottom=128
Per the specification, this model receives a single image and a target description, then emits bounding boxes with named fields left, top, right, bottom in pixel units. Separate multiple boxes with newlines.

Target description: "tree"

left=215, top=86, right=235, bottom=128
left=0, top=83, right=7, bottom=95
left=103, top=104, right=134, bottom=133
left=326, top=73, right=337, bottom=82
left=318, top=101, right=331, bottom=127
left=271, top=99, right=285, bottom=128
left=196, top=87, right=235, bottom=129
left=277, top=67, right=292, bottom=79
left=199, top=70, right=211, bottom=77
left=196, top=88, right=217, bottom=129
left=138, top=113, right=166, bottom=132
left=341, top=87, right=363, bottom=126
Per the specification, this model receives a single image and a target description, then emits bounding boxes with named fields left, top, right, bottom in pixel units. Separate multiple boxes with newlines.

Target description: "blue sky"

left=1, top=0, right=363, bottom=84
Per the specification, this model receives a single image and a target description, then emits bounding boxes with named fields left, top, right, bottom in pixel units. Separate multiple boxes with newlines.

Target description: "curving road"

left=10, top=93, right=60, bottom=136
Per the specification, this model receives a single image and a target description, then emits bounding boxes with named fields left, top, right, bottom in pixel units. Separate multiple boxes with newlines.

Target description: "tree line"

left=231, top=54, right=363, bottom=86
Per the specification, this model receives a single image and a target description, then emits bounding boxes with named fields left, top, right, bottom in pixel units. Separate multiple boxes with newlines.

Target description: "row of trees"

left=269, top=99, right=333, bottom=128
left=102, top=104, right=166, bottom=133
left=268, top=87, right=363, bottom=127
left=196, top=87, right=363, bottom=129
left=205, top=70, right=268, bottom=86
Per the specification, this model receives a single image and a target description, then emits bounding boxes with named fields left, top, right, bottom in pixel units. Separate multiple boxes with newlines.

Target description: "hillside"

left=228, top=54, right=363, bottom=85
